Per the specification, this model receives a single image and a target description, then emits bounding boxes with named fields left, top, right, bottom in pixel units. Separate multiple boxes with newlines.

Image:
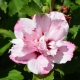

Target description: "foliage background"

left=0, top=0, right=80, bottom=80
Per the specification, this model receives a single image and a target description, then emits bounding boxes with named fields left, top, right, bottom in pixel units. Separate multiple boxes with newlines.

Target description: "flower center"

left=34, top=51, right=42, bottom=58
left=46, top=40, right=52, bottom=50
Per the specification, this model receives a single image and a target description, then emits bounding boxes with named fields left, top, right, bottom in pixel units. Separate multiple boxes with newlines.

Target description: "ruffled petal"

left=28, top=55, right=53, bottom=74
left=47, top=49, right=57, bottom=56
left=45, top=20, right=68, bottom=41
left=49, top=11, right=69, bottom=33
left=9, top=44, right=25, bottom=57
left=38, top=36, right=47, bottom=53
left=9, top=40, right=37, bottom=57
left=9, top=52, right=36, bottom=64
left=32, top=24, right=42, bottom=40
left=49, top=11, right=67, bottom=21
left=27, top=58, right=43, bottom=74
left=52, top=41, right=75, bottom=64
left=11, top=39, right=24, bottom=44
left=14, top=18, right=36, bottom=38
left=33, top=14, right=51, bottom=33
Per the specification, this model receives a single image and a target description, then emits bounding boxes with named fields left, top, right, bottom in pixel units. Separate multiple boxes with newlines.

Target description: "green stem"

left=50, top=0, right=55, bottom=12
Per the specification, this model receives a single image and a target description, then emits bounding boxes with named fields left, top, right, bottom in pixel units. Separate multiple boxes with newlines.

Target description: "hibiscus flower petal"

left=33, top=14, right=51, bottom=33
left=52, top=41, right=75, bottom=64
left=49, top=11, right=69, bottom=32
left=9, top=52, right=36, bottom=64
left=14, top=18, right=36, bottom=38
left=27, top=58, right=43, bottom=74
left=9, top=44, right=25, bottom=57
left=11, top=39, right=24, bottom=44
left=45, top=20, right=68, bottom=41
left=9, top=40, right=37, bottom=57
left=47, top=49, right=57, bottom=56
left=28, top=55, right=53, bottom=74
left=50, top=11, right=66, bottom=21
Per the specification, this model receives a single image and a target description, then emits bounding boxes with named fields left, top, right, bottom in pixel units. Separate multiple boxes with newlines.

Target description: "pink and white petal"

left=27, top=58, right=43, bottom=74
left=33, top=14, right=51, bottom=33
left=9, top=44, right=25, bottom=57
left=37, top=55, right=49, bottom=67
left=49, top=11, right=66, bottom=21
left=28, top=55, right=53, bottom=74
left=11, top=39, right=24, bottom=45
left=61, top=20, right=69, bottom=33
left=49, top=11, right=69, bottom=34
left=48, top=41, right=57, bottom=49
left=31, top=24, right=42, bottom=40
left=9, top=52, right=36, bottom=64
left=56, top=40, right=63, bottom=47
left=45, top=21, right=67, bottom=41
left=38, top=36, right=47, bottom=51
left=14, top=30, right=23, bottom=39
left=51, top=20, right=69, bottom=34
left=38, top=55, right=54, bottom=74
left=9, top=40, right=37, bottom=57
left=52, top=41, right=75, bottom=64
left=36, top=55, right=54, bottom=74
left=22, top=40, right=38, bottom=54
left=47, top=49, right=57, bottom=56
left=40, top=63, right=54, bottom=74
left=14, top=18, right=36, bottom=38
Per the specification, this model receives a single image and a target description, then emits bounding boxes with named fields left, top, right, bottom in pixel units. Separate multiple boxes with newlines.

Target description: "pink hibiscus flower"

left=9, top=11, right=75, bottom=74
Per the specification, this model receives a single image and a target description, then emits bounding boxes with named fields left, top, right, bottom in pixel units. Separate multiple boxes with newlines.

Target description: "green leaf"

left=24, top=65, right=31, bottom=73
left=8, top=0, right=24, bottom=16
left=0, top=0, right=7, bottom=13
left=0, top=70, right=24, bottom=80
left=32, top=71, right=54, bottom=80
left=33, top=75, right=40, bottom=80
left=55, top=68, right=64, bottom=77
left=20, top=1, right=42, bottom=16
left=0, top=42, right=11, bottom=56
left=63, top=0, right=79, bottom=11
left=63, top=0, right=72, bottom=6
left=23, top=0, right=32, bottom=4
left=70, top=3, right=79, bottom=11
left=44, top=71, right=54, bottom=80
left=18, top=12, right=27, bottom=18
left=46, top=0, right=51, bottom=6
left=69, top=25, right=80, bottom=39
left=75, top=0, right=80, bottom=5
left=33, top=0, right=41, bottom=6
left=0, top=29, right=15, bottom=39
left=41, top=0, right=51, bottom=7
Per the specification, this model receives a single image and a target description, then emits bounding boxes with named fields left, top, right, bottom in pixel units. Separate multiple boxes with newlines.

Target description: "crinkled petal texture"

left=48, top=41, right=76, bottom=64
left=28, top=55, right=54, bottom=74
left=9, top=11, right=75, bottom=74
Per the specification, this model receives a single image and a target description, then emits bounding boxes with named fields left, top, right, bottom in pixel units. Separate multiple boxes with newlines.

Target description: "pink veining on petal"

left=33, top=14, right=51, bottom=33
left=49, top=41, right=76, bottom=64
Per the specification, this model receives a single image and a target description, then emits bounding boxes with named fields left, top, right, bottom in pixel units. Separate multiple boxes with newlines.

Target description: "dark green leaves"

left=0, top=70, right=24, bottom=80
left=7, top=0, right=43, bottom=16
left=8, top=0, right=24, bottom=16
left=69, top=25, right=80, bottom=39
left=32, top=71, right=54, bottom=80
left=20, top=1, right=42, bottom=16
left=0, top=0, right=7, bottom=13
left=75, top=0, right=80, bottom=5
left=0, top=29, right=15, bottom=39
left=0, top=42, right=11, bottom=56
